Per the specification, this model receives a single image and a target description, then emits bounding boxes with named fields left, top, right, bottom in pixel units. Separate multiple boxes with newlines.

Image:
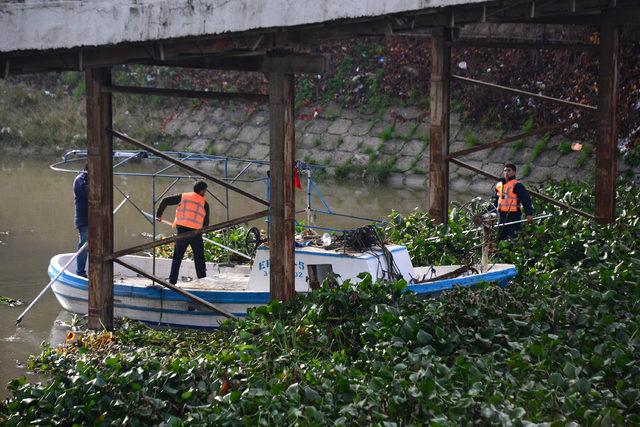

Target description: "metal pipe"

left=452, top=74, right=597, bottom=111
left=424, top=213, right=552, bottom=242
left=141, top=211, right=253, bottom=261
left=108, top=129, right=269, bottom=207
left=106, top=210, right=268, bottom=261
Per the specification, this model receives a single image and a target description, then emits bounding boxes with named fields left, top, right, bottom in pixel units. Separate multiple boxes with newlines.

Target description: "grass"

left=398, top=123, right=419, bottom=142
left=531, top=132, right=551, bottom=161
left=521, top=115, right=535, bottom=132
left=0, top=81, right=86, bottom=150
left=465, top=131, right=479, bottom=147
left=557, top=140, right=572, bottom=155
left=420, top=134, right=430, bottom=150
left=512, top=139, right=525, bottom=151
left=576, top=145, right=593, bottom=168
left=379, top=122, right=396, bottom=142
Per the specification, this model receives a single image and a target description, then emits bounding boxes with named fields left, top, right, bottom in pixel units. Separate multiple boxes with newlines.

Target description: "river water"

left=0, top=155, right=472, bottom=400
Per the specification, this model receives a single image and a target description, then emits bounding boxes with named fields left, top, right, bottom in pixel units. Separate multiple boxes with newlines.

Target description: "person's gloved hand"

left=156, top=216, right=162, bottom=223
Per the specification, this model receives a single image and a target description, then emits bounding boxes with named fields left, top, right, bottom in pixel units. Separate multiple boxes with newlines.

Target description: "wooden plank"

left=148, top=52, right=329, bottom=74
left=113, top=259, right=236, bottom=319
left=446, top=119, right=586, bottom=160
left=109, top=129, right=268, bottom=207
left=268, top=72, right=296, bottom=301
left=263, top=53, right=329, bottom=74
left=103, top=85, right=267, bottom=102
left=595, top=24, right=619, bottom=224
left=449, top=40, right=598, bottom=51
left=452, top=74, right=597, bottom=111
left=450, top=158, right=596, bottom=220
left=106, top=210, right=268, bottom=261
left=85, top=67, right=114, bottom=330
left=428, top=27, right=451, bottom=224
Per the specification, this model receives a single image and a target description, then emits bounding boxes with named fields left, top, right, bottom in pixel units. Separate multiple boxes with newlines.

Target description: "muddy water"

left=0, top=156, right=472, bottom=399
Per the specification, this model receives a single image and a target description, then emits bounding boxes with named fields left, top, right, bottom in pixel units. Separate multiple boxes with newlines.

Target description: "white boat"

left=48, top=244, right=517, bottom=329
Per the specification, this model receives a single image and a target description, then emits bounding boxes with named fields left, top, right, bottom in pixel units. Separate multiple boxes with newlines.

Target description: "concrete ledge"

left=1, top=0, right=485, bottom=53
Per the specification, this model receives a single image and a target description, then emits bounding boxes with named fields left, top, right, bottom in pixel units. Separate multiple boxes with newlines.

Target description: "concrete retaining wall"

left=161, top=100, right=638, bottom=193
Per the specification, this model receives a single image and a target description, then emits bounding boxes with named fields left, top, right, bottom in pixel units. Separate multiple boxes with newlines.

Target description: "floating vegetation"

left=0, top=296, right=23, bottom=307
left=1, top=179, right=639, bottom=425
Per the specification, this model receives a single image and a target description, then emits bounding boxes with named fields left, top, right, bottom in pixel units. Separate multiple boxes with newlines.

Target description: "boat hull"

left=48, top=255, right=268, bottom=329
left=48, top=253, right=517, bottom=329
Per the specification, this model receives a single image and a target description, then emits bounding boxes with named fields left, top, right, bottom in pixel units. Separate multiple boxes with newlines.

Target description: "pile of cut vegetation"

left=1, top=180, right=639, bottom=425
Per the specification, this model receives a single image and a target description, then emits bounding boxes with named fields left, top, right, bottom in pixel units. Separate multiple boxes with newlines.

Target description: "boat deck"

left=114, top=272, right=251, bottom=291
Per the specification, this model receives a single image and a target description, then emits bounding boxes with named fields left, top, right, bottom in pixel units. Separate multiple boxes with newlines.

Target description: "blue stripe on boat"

left=51, top=289, right=250, bottom=318
left=49, top=264, right=271, bottom=304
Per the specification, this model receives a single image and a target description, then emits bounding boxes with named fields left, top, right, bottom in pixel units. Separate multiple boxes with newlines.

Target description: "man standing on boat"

left=73, top=164, right=89, bottom=277
left=156, top=181, right=210, bottom=284
left=493, top=163, right=533, bottom=241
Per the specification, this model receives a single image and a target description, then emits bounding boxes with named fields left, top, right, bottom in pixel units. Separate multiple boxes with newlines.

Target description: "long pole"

left=425, top=213, right=552, bottom=242
left=16, top=196, right=129, bottom=325
left=141, top=211, right=253, bottom=261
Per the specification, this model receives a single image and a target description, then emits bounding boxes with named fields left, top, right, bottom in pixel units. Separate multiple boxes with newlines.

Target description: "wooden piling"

left=428, top=27, right=452, bottom=224
left=85, top=67, right=114, bottom=330
left=268, top=70, right=296, bottom=301
left=595, top=24, right=619, bottom=224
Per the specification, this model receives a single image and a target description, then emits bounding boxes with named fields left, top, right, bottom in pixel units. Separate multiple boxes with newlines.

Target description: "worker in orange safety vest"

left=493, top=163, right=533, bottom=241
left=156, top=181, right=210, bottom=284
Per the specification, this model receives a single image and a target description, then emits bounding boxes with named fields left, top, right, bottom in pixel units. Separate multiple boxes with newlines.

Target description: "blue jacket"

left=73, top=172, right=89, bottom=228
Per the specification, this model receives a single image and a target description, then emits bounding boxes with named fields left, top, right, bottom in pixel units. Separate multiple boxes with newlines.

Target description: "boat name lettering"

left=258, top=260, right=305, bottom=276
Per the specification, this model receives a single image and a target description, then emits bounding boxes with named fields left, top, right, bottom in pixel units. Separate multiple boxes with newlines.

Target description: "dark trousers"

left=169, top=226, right=206, bottom=284
left=497, top=211, right=522, bottom=241
left=76, top=225, right=88, bottom=277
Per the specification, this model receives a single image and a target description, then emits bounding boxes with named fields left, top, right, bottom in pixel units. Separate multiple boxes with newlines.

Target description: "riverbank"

left=2, top=78, right=638, bottom=193
left=1, top=179, right=639, bottom=425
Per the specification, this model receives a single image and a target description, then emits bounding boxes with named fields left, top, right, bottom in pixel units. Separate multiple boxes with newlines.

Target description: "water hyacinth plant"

left=1, top=179, right=639, bottom=425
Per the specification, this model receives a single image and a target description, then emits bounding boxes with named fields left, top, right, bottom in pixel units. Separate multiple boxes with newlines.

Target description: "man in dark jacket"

left=493, top=163, right=533, bottom=241
left=73, top=165, right=89, bottom=277
left=156, top=181, right=210, bottom=284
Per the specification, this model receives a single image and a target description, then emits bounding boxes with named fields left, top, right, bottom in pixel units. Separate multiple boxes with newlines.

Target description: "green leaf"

left=399, top=321, right=416, bottom=341
left=549, top=373, right=564, bottom=387
left=563, top=362, right=577, bottom=379
left=416, top=330, right=432, bottom=345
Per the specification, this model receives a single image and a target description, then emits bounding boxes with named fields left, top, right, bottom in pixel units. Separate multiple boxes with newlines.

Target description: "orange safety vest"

left=496, top=180, right=520, bottom=212
left=173, top=192, right=206, bottom=229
